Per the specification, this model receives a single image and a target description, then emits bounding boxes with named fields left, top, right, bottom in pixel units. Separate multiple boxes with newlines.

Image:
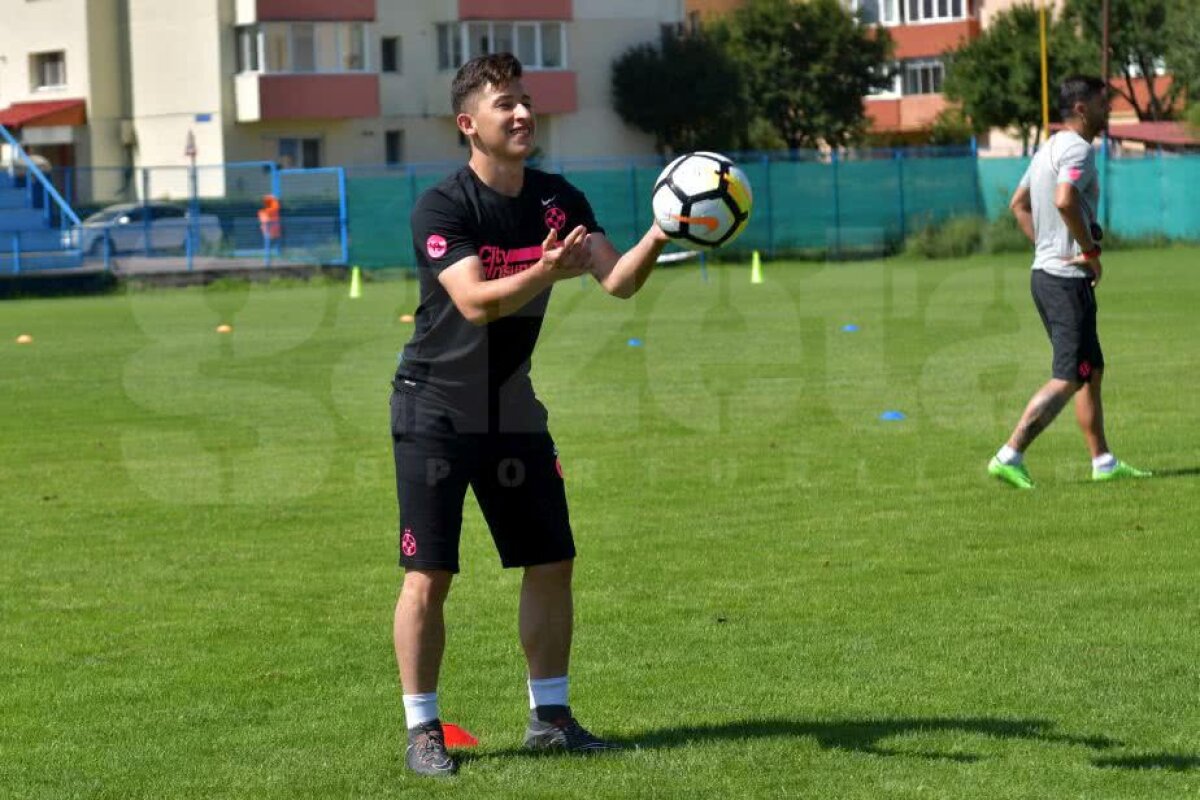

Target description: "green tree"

left=943, top=3, right=1090, bottom=155
left=1162, top=0, right=1200, bottom=108
left=928, top=107, right=975, bottom=146
left=713, top=0, right=894, bottom=149
left=1061, top=0, right=1190, bottom=120
left=610, top=31, right=745, bottom=155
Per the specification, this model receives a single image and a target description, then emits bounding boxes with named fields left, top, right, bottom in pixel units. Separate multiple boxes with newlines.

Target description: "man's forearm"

left=1057, top=197, right=1097, bottom=251
left=1014, top=208, right=1035, bottom=243
left=463, top=266, right=555, bottom=324
left=602, top=226, right=669, bottom=299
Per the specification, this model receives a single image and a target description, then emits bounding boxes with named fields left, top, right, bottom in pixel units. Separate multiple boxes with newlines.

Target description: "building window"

left=381, top=36, right=400, bottom=73
left=904, top=0, right=967, bottom=23
left=852, top=0, right=901, bottom=25
left=278, top=137, right=321, bottom=168
left=868, top=63, right=902, bottom=96
left=436, top=23, right=463, bottom=71
left=238, top=23, right=370, bottom=74
left=236, top=27, right=260, bottom=72
left=385, top=130, right=404, bottom=165
left=435, top=21, right=567, bottom=71
left=902, top=59, right=945, bottom=94
left=30, top=51, right=66, bottom=90
left=341, top=24, right=366, bottom=70
left=292, top=23, right=317, bottom=72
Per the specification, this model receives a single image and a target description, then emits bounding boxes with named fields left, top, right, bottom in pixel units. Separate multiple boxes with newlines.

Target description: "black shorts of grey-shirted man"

left=406, top=719, right=458, bottom=777
left=524, top=705, right=622, bottom=753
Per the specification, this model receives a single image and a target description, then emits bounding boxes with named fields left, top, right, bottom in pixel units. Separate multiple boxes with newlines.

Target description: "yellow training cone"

left=750, top=250, right=763, bottom=284
left=216, top=324, right=232, bottom=334
left=16, top=334, right=33, bottom=344
left=349, top=266, right=363, bottom=299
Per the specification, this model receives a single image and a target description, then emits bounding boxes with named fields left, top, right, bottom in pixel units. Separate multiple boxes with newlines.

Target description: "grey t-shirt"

left=1017, top=130, right=1098, bottom=279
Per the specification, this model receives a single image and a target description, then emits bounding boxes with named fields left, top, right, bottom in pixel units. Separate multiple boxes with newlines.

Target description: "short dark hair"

left=451, top=53, right=523, bottom=114
left=1058, top=75, right=1107, bottom=119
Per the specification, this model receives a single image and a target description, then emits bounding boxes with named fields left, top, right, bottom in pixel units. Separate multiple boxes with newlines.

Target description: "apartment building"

left=0, top=0, right=684, bottom=198
left=0, top=0, right=129, bottom=196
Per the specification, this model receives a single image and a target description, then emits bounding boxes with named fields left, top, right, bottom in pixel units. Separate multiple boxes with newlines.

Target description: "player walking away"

left=988, top=75, right=1150, bottom=490
left=392, top=53, right=670, bottom=777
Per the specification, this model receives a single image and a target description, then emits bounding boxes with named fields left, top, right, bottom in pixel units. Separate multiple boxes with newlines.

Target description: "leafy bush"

left=905, top=215, right=984, bottom=258
left=983, top=212, right=1030, bottom=254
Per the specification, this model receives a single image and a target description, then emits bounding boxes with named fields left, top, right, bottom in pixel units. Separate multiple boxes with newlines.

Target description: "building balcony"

left=237, top=0, right=375, bottom=24
left=890, top=19, right=979, bottom=60
left=458, top=0, right=571, bottom=20
left=865, top=94, right=949, bottom=132
left=236, top=73, right=380, bottom=122
left=523, top=71, right=577, bottom=114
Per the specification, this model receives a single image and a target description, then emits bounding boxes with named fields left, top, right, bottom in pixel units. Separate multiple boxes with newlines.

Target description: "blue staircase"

left=0, top=125, right=84, bottom=273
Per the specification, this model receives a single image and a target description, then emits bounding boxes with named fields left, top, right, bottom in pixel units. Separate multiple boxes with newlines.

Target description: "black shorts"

left=390, top=390, right=575, bottom=573
left=1030, top=270, right=1104, bottom=383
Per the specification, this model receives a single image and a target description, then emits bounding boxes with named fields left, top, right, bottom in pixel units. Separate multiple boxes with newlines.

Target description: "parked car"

left=70, top=202, right=223, bottom=256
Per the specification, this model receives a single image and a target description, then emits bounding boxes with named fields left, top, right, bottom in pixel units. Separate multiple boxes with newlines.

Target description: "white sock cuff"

left=527, top=675, right=569, bottom=710
left=1093, top=452, right=1117, bottom=470
left=997, top=445, right=1023, bottom=465
left=402, top=692, right=439, bottom=729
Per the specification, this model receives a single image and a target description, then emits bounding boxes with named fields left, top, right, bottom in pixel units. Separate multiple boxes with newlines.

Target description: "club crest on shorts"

left=401, top=528, right=418, bottom=557
left=1078, top=360, right=1092, bottom=379
left=544, top=207, right=566, bottom=231
left=426, top=234, right=448, bottom=259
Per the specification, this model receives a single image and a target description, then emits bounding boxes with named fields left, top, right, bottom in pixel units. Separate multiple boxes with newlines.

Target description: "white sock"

left=996, top=445, right=1023, bottom=466
left=402, top=692, right=439, bottom=729
left=1092, top=453, right=1117, bottom=472
left=527, top=675, right=569, bottom=710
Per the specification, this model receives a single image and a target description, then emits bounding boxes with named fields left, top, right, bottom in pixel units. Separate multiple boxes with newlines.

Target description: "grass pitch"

left=2, top=247, right=1199, bottom=798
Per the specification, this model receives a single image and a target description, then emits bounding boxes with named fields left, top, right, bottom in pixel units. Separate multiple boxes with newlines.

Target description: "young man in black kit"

left=391, top=53, right=671, bottom=776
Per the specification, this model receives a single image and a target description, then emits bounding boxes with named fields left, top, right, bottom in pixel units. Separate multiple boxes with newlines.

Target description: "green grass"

left=2, top=247, right=1199, bottom=799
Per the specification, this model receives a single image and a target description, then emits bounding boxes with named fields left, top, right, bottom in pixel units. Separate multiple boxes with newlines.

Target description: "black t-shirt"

left=395, top=165, right=601, bottom=432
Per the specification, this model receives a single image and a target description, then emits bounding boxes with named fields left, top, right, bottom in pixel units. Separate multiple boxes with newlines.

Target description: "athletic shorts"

left=1030, top=269, right=1104, bottom=383
left=390, top=389, right=575, bottom=573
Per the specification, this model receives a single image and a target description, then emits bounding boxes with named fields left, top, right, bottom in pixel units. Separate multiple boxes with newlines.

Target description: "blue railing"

left=0, top=123, right=82, bottom=229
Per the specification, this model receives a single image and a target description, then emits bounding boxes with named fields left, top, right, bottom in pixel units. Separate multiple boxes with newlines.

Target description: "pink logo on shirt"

left=1067, top=167, right=1083, bottom=182
left=479, top=244, right=543, bottom=280
left=426, top=234, right=448, bottom=259
left=544, top=207, right=567, bottom=231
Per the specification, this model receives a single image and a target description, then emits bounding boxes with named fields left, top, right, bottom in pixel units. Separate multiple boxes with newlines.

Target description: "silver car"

left=71, top=202, right=223, bottom=256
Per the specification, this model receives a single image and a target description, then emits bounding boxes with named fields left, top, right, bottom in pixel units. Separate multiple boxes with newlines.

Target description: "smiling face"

left=457, top=79, right=536, bottom=162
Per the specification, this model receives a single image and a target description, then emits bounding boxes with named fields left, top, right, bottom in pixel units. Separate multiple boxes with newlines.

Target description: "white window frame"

left=436, top=20, right=568, bottom=71
left=239, top=23, right=371, bottom=74
left=903, top=0, right=970, bottom=25
left=849, top=0, right=901, bottom=26
left=31, top=50, right=67, bottom=91
left=867, top=62, right=902, bottom=97
left=902, top=58, right=945, bottom=95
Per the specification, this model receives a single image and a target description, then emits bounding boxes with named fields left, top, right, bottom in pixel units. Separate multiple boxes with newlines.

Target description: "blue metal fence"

left=2, top=159, right=350, bottom=273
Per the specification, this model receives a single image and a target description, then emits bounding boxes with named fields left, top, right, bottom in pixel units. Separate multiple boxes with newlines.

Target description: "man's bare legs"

left=1006, top=378, right=1082, bottom=453
left=1074, top=369, right=1109, bottom=458
left=395, top=569, right=453, bottom=696
left=519, top=559, right=573, bottom=680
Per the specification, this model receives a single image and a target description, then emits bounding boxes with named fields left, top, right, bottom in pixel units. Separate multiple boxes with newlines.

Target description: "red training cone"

left=441, top=722, right=479, bottom=748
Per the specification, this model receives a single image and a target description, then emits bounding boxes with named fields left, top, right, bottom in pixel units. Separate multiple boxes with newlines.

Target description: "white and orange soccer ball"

left=651, top=151, right=753, bottom=250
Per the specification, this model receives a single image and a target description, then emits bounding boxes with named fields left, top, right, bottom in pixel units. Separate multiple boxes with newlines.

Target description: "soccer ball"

left=651, top=151, right=753, bottom=250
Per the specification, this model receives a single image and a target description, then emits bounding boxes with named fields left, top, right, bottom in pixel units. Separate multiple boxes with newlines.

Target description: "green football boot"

left=988, top=457, right=1035, bottom=489
left=1092, top=460, right=1152, bottom=482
